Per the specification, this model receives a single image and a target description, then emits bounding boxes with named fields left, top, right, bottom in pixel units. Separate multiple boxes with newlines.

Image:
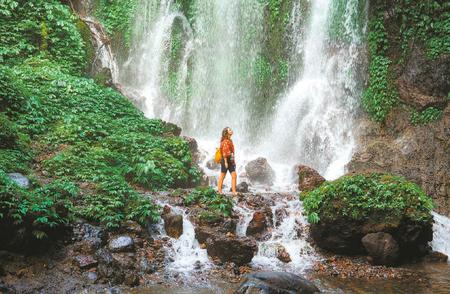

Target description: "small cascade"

left=70, top=0, right=119, bottom=83
left=234, top=196, right=317, bottom=272
left=158, top=205, right=211, bottom=273
left=432, top=212, right=450, bottom=258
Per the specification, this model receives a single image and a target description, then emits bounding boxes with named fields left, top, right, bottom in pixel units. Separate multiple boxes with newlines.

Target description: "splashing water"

left=157, top=204, right=211, bottom=273
left=432, top=212, right=450, bottom=259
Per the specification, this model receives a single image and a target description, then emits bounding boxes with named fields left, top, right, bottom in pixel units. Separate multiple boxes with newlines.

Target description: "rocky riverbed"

left=1, top=190, right=449, bottom=293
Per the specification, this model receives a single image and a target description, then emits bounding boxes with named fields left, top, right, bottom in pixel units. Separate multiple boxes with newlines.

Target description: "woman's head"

left=221, top=127, right=233, bottom=141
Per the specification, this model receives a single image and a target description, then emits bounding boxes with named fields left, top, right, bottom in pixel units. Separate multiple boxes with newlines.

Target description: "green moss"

left=410, top=107, right=443, bottom=125
left=300, top=173, right=434, bottom=224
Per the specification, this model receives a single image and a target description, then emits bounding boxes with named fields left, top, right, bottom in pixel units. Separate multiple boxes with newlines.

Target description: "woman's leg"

left=231, top=171, right=237, bottom=195
left=217, top=172, right=226, bottom=194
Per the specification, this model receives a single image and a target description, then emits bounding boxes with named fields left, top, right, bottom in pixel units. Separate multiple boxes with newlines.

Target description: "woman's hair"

left=221, top=127, right=230, bottom=142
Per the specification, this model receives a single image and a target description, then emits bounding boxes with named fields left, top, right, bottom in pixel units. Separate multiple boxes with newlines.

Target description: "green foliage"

left=328, top=0, right=367, bottom=43
left=300, top=173, right=434, bottom=224
left=362, top=11, right=398, bottom=122
left=0, top=0, right=87, bottom=74
left=94, top=0, right=138, bottom=47
left=253, top=55, right=272, bottom=86
left=185, top=187, right=233, bottom=217
left=0, top=170, right=76, bottom=238
left=393, top=0, right=450, bottom=60
left=410, top=107, right=443, bottom=125
left=363, top=1, right=449, bottom=121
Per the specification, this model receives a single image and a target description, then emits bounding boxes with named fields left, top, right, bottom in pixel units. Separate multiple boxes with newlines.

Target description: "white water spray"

left=158, top=205, right=211, bottom=273
left=432, top=212, right=450, bottom=259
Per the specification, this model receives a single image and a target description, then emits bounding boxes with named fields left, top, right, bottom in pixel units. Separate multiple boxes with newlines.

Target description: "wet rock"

left=121, top=220, right=143, bottom=235
left=236, top=271, right=320, bottom=294
left=311, top=217, right=432, bottom=261
left=139, top=258, right=157, bottom=274
left=111, top=253, right=135, bottom=269
left=206, top=159, right=220, bottom=170
left=7, top=173, right=30, bottom=188
left=124, top=272, right=139, bottom=286
left=362, top=232, right=399, bottom=266
left=83, top=271, right=98, bottom=283
left=245, top=157, right=275, bottom=186
left=0, top=281, right=11, bottom=293
left=196, top=225, right=256, bottom=266
left=276, top=245, right=292, bottom=263
left=236, top=182, right=249, bottom=193
left=205, top=236, right=257, bottom=266
left=297, top=165, right=325, bottom=192
left=424, top=251, right=448, bottom=263
left=162, top=206, right=183, bottom=239
left=74, top=255, right=98, bottom=269
left=183, top=136, right=204, bottom=164
left=73, top=222, right=105, bottom=251
left=108, top=236, right=134, bottom=253
left=246, top=210, right=272, bottom=237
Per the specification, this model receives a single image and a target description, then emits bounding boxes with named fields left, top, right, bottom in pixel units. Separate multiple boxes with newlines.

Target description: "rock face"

left=245, top=157, right=275, bottom=186
left=236, top=271, right=320, bottom=294
left=162, top=206, right=183, bottom=239
left=297, top=165, right=325, bottom=192
left=310, top=218, right=432, bottom=261
left=347, top=105, right=450, bottom=218
left=362, top=232, right=399, bottom=266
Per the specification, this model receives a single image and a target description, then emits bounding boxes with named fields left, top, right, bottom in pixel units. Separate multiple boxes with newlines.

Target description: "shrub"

left=300, top=173, right=434, bottom=224
left=185, top=187, right=233, bottom=217
left=410, top=107, right=443, bottom=125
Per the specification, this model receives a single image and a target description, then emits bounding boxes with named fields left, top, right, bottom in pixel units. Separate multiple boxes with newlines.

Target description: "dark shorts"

left=220, top=156, right=236, bottom=174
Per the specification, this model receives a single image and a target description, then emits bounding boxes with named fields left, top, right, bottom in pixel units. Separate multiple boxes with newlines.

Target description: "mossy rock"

left=300, top=173, right=434, bottom=260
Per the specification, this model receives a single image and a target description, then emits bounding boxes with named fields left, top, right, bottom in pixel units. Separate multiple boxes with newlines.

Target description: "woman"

left=217, top=127, right=237, bottom=195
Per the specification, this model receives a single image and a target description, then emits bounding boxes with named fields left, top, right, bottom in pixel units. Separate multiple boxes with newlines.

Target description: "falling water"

left=158, top=204, right=211, bottom=273
left=119, top=0, right=367, bottom=184
left=432, top=212, right=450, bottom=258
left=263, top=0, right=367, bottom=180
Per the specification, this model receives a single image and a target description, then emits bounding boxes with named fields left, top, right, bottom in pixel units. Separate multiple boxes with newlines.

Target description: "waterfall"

left=263, top=0, right=367, bottom=180
left=432, top=212, right=450, bottom=258
left=120, top=0, right=368, bottom=186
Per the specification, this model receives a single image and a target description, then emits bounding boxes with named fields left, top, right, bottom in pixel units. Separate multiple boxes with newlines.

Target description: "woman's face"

left=228, top=128, right=233, bottom=137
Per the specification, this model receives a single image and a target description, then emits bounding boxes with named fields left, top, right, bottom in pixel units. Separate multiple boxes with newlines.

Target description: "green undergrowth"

left=0, top=0, right=87, bottom=74
left=300, top=173, right=434, bottom=225
left=94, top=0, right=138, bottom=48
left=363, top=0, right=449, bottom=122
left=0, top=170, right=76, bottom=239
left=0, top=1, right=200, bottom=233
left=184, top=187, right=233, bottom=219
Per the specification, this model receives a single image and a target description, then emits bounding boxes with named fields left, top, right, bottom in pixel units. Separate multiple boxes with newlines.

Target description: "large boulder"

left=297, top=165, right=325, bottom=192
left=236, top=271, right=320, bottom=294
left=245, top=158, right=275, bottom=186
left=302, top=173, right=434, bottom=262
left=362, top=232, right=399, bottom=266
left=195, top=223, right=256, bottom=266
